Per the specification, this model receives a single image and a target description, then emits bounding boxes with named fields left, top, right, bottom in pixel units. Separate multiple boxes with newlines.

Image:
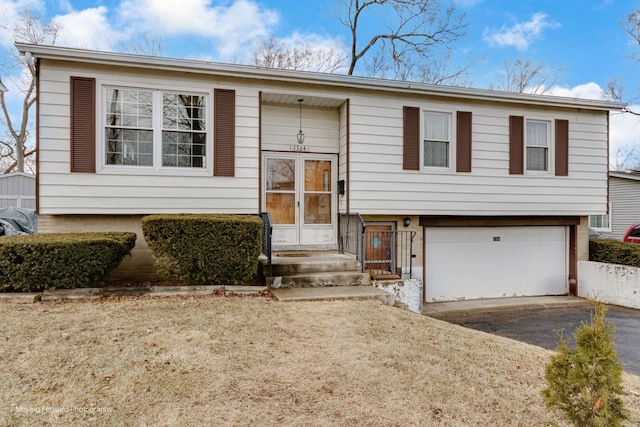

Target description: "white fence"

left=0, top=195, right=36, bottom=209
left=578, top=261, right=640, bottom=309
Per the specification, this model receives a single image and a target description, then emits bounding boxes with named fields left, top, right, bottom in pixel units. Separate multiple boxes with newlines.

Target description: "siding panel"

left=37, top=59, right=610, bottom=217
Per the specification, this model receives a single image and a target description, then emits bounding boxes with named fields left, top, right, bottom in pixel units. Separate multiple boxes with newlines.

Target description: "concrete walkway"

left=422, top=295, right=590, bottom=317
left=271, top=286, right=391, bottom=303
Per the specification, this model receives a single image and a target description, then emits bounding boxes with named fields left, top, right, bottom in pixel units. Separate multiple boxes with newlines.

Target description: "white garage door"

left=425, top=226, right=568, bottom=302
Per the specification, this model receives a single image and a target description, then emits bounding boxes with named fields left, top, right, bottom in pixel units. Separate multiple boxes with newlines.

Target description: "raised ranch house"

left=17, top=42, right=623, bottom=304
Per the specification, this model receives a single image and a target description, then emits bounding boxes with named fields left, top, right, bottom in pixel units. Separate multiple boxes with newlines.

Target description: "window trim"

left=524, top=118, right=553, bottom=175
left=421, top=109, right=456, bottom=173
left=589, top=203, right=612, bottom=232
left=97, top=82, right=214, bottom=176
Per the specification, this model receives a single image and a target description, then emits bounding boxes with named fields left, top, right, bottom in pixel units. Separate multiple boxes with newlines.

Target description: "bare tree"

left=251, top=35, right=346, bottom=73
left=251, top=1, right=470, bottom=83
left=613, top=10, right=640, bottom=116
left=624, top=9, right=640, bottom=63
left=336, top=0, right=468, bottom=81
left=489, top=58, right=560, bottom=94
left=117, top=33, right=164, bottom=56
left=611, top=144, right=640, bottom=172
left=0, top=10, right=60, bottom=174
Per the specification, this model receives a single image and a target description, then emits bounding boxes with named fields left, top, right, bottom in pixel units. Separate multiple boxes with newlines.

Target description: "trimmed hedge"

left=0, top=232, right=137, bottom=292
left=589, top=238, right=640, bottom=267
left=142, top=214, right=262, bottom=285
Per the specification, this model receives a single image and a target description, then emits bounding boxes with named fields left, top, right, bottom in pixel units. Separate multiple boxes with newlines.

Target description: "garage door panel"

left=426, top=226, right=567, bottom=302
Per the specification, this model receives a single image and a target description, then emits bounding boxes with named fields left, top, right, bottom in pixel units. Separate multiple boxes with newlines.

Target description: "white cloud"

left=545, top=82, right=640, bottom=169
left=0, top=0, right=44, bottom=48
left=53, top=6, right=120, bottom=51
left=610, top=106, right=640, bottom=168
left=483, top=12, right=560, bottom=50
left=117, top=0, right=279, bottom=60
left=546, top=82, right=606, bottom=100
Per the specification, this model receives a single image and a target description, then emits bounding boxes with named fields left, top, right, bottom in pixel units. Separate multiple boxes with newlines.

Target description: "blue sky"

left=1, top=0, right=640, bottom=165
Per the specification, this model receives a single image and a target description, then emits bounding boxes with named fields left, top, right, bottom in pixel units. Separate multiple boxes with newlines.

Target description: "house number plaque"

left=289, top=145, right=308, bottom=152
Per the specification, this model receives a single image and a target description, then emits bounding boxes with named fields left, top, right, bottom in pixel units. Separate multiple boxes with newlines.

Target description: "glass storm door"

left=264, top=154, right=336, bottom=246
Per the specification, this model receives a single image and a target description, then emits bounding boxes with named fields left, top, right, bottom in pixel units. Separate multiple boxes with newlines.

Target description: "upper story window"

left=104, top=87, right=208, bottom=169
left=526, top=120, right=550, bottom=172
left=423, top=112, right=451, bottom=169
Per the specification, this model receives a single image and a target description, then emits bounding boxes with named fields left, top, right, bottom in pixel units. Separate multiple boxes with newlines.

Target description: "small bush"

left=0, top=232, right=137, bottom=292
left=589, top=238, right=640, bottom=267
left=541, top=301, right=628, bottom=426
left=142, top=214, right=262, bottom=285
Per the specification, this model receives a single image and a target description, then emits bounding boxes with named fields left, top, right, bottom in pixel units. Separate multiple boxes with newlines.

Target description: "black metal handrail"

left=338, top=213, right=366, bottom=272
left=259, top=212, right=273, bottom=276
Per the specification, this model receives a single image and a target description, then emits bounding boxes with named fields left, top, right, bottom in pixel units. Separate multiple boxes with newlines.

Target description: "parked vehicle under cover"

left=0, top=207, right=37, bottom=236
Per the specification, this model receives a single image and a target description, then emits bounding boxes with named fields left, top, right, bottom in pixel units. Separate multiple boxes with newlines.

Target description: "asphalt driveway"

left=431, top=303, right=640, bottom=376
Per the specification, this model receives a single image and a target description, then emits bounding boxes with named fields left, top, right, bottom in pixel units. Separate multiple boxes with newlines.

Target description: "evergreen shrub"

left=542, top=301, right=628, bottom=426
left=141, top=214, right=262, bottom=285
left=0, top=232, right=137, bottom=292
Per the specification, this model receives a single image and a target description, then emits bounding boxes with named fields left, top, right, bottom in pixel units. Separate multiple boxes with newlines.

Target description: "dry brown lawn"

left=1, top=295, right=639, bottom=427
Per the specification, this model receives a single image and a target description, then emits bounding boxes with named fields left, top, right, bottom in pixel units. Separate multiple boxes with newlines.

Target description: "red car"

left=622, top=224, right=640, bottom=243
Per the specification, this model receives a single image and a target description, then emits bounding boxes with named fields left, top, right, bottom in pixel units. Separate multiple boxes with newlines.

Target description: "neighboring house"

left=590, top=171, right=640, bottom=241
left=0, top=172, right=36, bottom=209
left=17, top=42, right=622, bottom=302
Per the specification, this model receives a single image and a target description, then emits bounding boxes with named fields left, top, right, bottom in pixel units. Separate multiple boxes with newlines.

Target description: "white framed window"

left=104, top=86, right=208, bottom=170
left=526, top=119, right=550, bottom=172
left=423, top=111, right=452, bottom=169
left=105, top=88, right=154, bottom=166
left=589, top=203, right=612, bottom=232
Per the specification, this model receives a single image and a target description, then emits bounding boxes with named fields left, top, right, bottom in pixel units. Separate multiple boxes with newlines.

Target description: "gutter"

left=15, top=42, right=625, bottom=112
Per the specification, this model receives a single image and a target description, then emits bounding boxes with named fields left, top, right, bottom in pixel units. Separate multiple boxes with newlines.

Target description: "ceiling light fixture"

left=297, top=98, right=305, bottom=144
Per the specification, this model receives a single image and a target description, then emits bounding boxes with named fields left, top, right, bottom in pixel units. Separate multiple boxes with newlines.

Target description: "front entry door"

left=365, top=224, right=396, bottom=278
left=264, top=153, right=337, bottom=247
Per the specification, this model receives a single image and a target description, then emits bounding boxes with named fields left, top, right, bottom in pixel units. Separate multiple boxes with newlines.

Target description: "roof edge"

left=16, top=42, right=625, bottom=112
left=609, top=171, right=640, bottom=181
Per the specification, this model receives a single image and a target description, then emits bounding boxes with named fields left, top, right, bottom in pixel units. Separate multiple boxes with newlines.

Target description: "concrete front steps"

left=261, top=252, right=370, bottom=289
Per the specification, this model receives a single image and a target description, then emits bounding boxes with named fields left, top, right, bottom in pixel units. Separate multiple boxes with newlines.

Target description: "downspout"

left=422, top=225, right=427, bottom=305
left=33, top=54, right=40, bottom=214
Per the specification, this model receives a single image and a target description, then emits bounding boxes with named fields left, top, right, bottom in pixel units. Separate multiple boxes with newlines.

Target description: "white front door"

left=263, top=153, right=337, bottom=247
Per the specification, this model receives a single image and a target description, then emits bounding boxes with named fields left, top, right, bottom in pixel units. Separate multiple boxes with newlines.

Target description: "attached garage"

left=425, top=225, right=569, bottom=302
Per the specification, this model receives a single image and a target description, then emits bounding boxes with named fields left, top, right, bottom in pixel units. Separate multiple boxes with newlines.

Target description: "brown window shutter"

left=70, top=77, right=96, bottom=173
left=509, top=115, right=524, bottom=175
left=403, top=106, right=419, bottom=170
left=456, top=111, right=472, bottom=172
left=214, top=88, right=235, bottom=177
left=555, top=119, right=569, bottom=176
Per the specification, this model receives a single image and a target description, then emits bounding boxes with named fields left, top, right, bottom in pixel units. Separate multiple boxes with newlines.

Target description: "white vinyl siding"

left=347, top=94, right=608, bottom=216
left=37, top=58, right=610, bottom=218
left=338, top=101, right=348, bottom=213
left=262, top=103, right=339, bottom=154
left=600, top=175, right=640, bottom=240
left=37, top=61, right=258, bottom=214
